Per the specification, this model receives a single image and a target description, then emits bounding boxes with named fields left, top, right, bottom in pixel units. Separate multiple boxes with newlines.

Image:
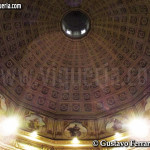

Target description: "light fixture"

left=81, top=29, right=86, bottom=34
left=72, top=137, right=80, bottom=145
left=114, top=132, right=122, bottom=139
left=0, top=116, right=19, bottom=136
left=127, top=118, right=149, bottom=138
left=30, top=131, right=38, bottom=138
left=66, top=29, right=71, bottom=35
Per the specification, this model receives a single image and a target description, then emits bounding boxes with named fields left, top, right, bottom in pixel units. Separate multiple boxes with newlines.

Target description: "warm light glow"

left=113, top=148, right=127, bottom=150
left=19, top=143, right=39, bottom=150
left=72, top=137, right=80, bottom=145
left=127, top=118, right=149, bottom=138
left=30, top=131, right=38, bottom=138
left=81, top=29, right=86, bottom=34
left=115, top=132, right=122, bottom=138
left=66, top=29, right=71, bottom=35
left=0, top=117, right=19, bottom=136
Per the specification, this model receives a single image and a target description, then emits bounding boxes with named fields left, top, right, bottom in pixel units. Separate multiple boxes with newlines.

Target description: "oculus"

left=61, top=10, right=90, bottom=39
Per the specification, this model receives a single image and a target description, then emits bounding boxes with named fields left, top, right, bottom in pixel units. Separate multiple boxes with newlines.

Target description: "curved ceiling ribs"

left=0, top=0, right=150, bottom=119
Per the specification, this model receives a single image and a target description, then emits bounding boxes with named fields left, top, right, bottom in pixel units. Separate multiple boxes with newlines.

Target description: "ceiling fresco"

left=0, top=0, right=150, bottom=119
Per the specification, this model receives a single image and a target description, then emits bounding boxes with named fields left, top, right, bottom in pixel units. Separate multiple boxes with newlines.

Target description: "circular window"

left=61, top=11, right=90, bottom=39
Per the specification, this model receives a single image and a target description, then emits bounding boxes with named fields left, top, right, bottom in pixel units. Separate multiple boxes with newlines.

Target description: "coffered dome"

left=0, top=0, right=150, bottom=120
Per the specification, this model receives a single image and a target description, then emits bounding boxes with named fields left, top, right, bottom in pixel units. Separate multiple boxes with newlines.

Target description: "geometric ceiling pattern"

left=0, top=0, right=150, bottom=119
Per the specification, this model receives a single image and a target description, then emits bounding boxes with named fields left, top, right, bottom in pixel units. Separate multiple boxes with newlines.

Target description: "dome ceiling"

left=0, top=0, right=150, bottom=119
